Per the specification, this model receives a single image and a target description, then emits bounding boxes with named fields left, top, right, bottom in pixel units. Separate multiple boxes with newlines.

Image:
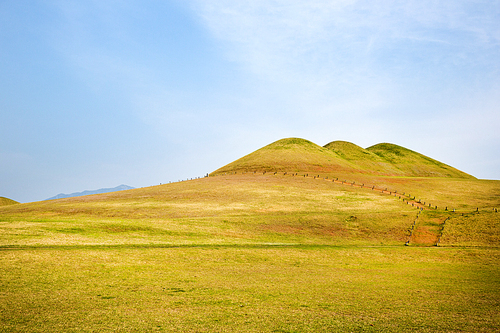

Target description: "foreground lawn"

left=1, top=245, right=499, bottom=332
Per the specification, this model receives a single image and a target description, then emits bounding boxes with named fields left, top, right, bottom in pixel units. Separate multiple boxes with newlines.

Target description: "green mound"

left=210, top=138, right=363, bottom=175
left=323, top=140, right=403, bottom=176
left=367, top=143, right=475, bottom=179
left=0, top=197, right=18, bottom=206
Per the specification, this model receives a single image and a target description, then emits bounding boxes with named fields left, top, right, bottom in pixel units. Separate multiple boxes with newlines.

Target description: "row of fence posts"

left=405, top=208, right=423, bottom=246
left=435, top=217, right=449, bottom=246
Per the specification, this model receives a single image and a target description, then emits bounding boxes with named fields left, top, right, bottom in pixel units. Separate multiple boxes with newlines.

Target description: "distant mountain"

left=211, top=138, right=474, bottom=179
left=45, top=185, right=135, bottom=200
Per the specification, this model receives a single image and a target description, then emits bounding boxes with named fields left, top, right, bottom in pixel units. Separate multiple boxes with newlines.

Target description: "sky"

left=1, top=0, right=499, bottom=203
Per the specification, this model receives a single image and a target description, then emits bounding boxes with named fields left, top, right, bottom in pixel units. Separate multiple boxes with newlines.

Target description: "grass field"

left=1, top=246, right=499, bottom=332
left=1, top=139, right=499, bottom=332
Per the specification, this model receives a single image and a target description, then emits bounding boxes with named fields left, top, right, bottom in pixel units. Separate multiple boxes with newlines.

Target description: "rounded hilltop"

left=211, top=138, right=475, bottom=179
left=324, top=141, right=380, bottom=161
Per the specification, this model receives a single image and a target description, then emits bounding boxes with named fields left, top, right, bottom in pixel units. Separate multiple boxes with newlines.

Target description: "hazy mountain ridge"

left=45, top=185, right=135, bottom=200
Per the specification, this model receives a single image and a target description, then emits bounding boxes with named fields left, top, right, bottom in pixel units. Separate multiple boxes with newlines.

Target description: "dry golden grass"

left=1, top=172, right=498, bottom=248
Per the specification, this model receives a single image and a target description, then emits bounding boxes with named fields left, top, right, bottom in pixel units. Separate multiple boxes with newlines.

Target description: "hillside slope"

left=1, top=141, right=498, bottom=333
left=366, top=143, right=474, bottom=179
left=0, top=174, right=421, bottom=246
left=1, top=173, right=498, bottom=248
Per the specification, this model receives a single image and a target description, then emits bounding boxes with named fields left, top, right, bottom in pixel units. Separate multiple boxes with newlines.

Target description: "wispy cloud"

left=193, top=0, right=498, bottom=71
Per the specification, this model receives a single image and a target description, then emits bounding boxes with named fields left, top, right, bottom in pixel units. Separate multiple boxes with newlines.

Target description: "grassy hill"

left=213, top=138, right=475, bottom=179
left=0, top=138, right=499, bottom=332
left=0, top=196, right=18, bottom=206
left=1, top=173, right=498, bottom=248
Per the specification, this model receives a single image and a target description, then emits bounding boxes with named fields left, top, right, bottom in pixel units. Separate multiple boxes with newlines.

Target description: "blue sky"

left=1, top=0, right=499, bottom=203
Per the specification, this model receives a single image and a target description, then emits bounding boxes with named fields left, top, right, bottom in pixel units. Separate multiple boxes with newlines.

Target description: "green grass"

left=1, top=246, right=499, bottom=332
left=440, top=211, right=500, bottom=247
